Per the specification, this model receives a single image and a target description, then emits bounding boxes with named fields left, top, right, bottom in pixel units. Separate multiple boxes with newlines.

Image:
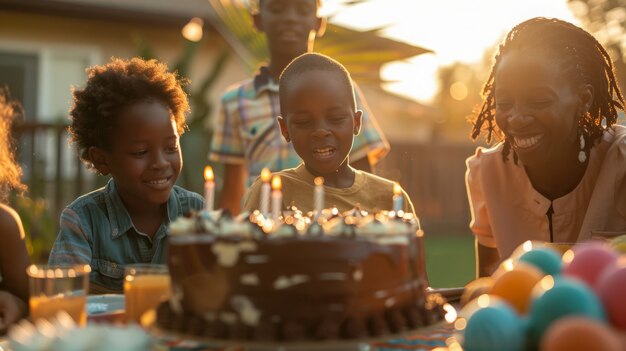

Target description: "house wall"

left=0, top=9, right=250, bottom=187
left=0, top=10, right=248, bottom=119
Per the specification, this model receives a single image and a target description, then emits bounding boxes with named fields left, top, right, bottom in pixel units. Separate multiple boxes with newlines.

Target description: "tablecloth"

left=155, top=323, right=457, bottom=351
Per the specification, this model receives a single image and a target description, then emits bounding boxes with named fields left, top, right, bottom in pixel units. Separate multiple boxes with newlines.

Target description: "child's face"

left=278, top=70, right=362, bottom=177
left=494, top=51, right=592, bottom=168
left=254, top=0, right=321, bottom=59
left=96, top=101, right=182, bottom=208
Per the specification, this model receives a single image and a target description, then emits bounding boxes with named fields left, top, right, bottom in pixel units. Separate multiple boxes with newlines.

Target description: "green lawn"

left=424, top=235, right=475, bottom=288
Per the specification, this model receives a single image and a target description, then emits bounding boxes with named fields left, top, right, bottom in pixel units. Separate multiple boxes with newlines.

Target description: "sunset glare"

left=323, top=0, right=578, bottom=104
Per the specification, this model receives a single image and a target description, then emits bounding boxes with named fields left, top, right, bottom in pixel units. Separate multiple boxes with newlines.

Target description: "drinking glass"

left=27, top=264, right=90, bottom=326
left=124, top=264, right=170, bottom=325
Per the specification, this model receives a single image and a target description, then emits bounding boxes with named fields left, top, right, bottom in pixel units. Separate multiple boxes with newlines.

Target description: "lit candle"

left=314, top=176, right=324, bottom=217
left=204, top=166, right=215, bottom=212
left=271, top=175, right=282, bottom=223
left=392, top=182, right=403, bottom=212
left=260, top=168, right=271, bottom=217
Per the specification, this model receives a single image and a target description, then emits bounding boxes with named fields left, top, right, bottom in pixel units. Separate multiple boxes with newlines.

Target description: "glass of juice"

left=27, top=264, right=90, bottom=326
left=124, top=264, right=170, bottom=326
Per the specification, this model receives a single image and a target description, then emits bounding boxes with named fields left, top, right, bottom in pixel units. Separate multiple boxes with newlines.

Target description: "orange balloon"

left=489, top=264, right=543, bottom=314
left=541, top=317, right=623, bottom=351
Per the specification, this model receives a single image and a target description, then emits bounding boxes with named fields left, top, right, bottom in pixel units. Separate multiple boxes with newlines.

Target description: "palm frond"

left=205, top=0, right=431, bottom=84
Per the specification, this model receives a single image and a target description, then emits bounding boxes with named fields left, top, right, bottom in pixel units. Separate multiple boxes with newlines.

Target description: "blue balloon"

left=519, top=248, right=562, bottom=276
left=528, top=277, right=606, bottom=346
left=464, top=303, right=525, bottom=351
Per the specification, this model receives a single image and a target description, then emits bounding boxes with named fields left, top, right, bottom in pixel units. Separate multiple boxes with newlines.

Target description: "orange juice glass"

left=124, top=264, right=170, bottom=325
left=27, top=264, right=90, bottom=326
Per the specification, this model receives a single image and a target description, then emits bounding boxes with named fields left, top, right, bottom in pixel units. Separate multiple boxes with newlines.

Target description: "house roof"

left=0, top=0, right=214, bottom=27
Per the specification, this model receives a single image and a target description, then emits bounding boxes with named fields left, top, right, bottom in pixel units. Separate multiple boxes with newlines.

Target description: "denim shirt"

left=48, top=179, right=204, bottom=293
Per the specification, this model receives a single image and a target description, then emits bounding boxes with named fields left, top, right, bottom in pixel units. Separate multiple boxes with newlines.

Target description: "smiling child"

left=48, top=58, right=204, bottom=293
left=243, top=53, right=413, bottom=215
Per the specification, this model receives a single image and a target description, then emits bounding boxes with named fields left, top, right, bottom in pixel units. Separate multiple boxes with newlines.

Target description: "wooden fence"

left=15, top=122, right=478, bottom=235
left=377, top=142, right=477, bottom=234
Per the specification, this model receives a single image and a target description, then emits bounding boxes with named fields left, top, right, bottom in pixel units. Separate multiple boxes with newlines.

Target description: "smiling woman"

left=465, top=17, right=626, bottom=275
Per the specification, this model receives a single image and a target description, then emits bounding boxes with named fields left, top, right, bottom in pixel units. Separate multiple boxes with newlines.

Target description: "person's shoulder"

left=65, top=186, right=107, bottom=212
left=357, top=170, right=396, bottom=188
left=606, top=124, right=626, bottom=145
left=220, top=78, right=256, bottom=103
left=465, top=143, right=507, bottom=170
left=171, top=185, right=203, bottom=200
left=593, top=125, right=626, bottom=163
left=171, top=185, right=205, bottom=212
left=0, top=203, right=21, bottom=234
left=277, top=167, right=300, bottom=179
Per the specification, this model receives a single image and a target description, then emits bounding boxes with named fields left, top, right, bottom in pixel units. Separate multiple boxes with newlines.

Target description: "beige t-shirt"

left=466, top=125, right=626, bottom=258
left=243, top=164, right=415, bottom=215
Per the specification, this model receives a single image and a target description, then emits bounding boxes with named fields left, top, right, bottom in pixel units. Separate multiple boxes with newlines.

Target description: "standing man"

left=210, top=0, right=389, bottom=214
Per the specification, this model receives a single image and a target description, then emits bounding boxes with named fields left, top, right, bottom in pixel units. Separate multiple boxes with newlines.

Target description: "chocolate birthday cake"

left=157, top=208, right=447, bottom=341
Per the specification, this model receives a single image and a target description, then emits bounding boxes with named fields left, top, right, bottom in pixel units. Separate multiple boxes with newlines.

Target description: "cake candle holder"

left=271, top=175, right=282, bottom=224
left=204, top=166, right=215, bottom=212
left=314, top=176, right=324, bottom=219
left=260, top=168, right=271, bottom=217
left=393, top=182, right=403, bottom=212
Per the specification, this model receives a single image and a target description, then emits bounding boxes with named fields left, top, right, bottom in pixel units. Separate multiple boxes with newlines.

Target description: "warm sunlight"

left=325, top=0, right=578, bottom=104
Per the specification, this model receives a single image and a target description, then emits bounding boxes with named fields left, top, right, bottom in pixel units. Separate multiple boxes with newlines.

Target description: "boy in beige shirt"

left=244, top=53, right=413, bottom=215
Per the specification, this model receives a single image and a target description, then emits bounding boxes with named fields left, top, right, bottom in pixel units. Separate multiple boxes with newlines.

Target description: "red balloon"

left=595, top=260, right=626, bottom=331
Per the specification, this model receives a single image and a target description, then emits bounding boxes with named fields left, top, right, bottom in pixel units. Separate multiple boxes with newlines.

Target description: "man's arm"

left=218, top=164, right=247, bottom=216
left=476, top=239, right=500, bottom=278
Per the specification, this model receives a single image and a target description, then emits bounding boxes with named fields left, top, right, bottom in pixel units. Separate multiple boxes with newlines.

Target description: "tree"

left=568, top=0, right=626, bottom=93
left=434, top=51, right=493, bottom=143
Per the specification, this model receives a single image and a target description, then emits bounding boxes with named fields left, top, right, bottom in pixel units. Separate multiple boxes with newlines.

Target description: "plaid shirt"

left=209, top=66, right=390, bottom=185
left=48, top=179, right=204, bottom=293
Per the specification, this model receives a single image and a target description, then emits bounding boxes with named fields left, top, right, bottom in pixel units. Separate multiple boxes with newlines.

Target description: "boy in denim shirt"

left=49, top=58, right=204, bottom=294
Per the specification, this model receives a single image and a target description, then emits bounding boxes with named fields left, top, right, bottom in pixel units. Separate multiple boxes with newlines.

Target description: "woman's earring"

left=578, top=134, right=587, bottom=163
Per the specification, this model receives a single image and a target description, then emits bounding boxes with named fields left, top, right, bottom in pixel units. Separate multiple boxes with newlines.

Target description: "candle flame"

left=271, top=175, right=282, bottom=190
left=261, top=168, right=271, bottom=182
left=314, top=176, right=324, bottom=186
left=393, top=182, right=401, bottom=195
left=204, top=166, right=214, bottom=182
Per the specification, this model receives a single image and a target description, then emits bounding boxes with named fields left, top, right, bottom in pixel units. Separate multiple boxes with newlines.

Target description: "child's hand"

left=0, top=290, right=27, bottom=333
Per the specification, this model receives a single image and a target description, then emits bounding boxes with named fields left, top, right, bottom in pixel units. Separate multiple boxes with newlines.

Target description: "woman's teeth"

left=514, top=135, right=543, bottom=149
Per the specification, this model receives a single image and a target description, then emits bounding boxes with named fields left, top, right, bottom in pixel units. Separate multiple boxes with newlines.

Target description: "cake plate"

left=152, top=322, right=457, bottom=351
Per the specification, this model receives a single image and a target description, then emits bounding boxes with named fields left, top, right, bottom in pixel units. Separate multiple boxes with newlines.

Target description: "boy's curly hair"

left=470, top=17, right=625, bottom=162
left=69, top=57, right=190, bottom=168
left=0, top=88, right=26, bottom=201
